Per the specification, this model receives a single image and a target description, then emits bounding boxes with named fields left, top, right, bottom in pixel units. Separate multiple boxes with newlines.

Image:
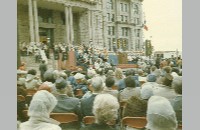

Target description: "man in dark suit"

left=52, top=77, right=81, bottom=117
left=80, top=77, right=104, bottom=117
left=39, top=60, right=47, bottom=82
left=52, top=77, right=81, bottom=130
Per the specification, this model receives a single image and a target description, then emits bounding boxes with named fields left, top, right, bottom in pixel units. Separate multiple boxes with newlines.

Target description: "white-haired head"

left=93, top=94, right=119, bottom=124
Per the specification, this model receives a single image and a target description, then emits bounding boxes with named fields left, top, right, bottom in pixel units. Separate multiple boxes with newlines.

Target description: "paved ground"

left=20, top=53, right=56, bottom=73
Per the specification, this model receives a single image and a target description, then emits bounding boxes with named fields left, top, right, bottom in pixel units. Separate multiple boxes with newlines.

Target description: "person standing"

left=39, top=60, right=47, bottom=82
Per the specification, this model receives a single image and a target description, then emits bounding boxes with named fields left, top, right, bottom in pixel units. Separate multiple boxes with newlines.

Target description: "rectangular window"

left=108, top=26, right=111, bottom=35
left=110, top=0, right=114, bottom=10
left=137, top=29, right=140, bottom=37
left=125, top=16, right=128, bottom=22
left=122, top=27, right=129, bottom=36
left=121, top=15, right=124, bottom=21
left=108, top=26, right=115, bottom=35
left=107, top=13, right=110, bottom=21
left=125, top=4, right=128, bottom=12
left=112, top=38, right=116, bottom=43
left=134, top=4, right=139, bottom=14
left=111, top=14, right=115, bottom=22
left=125, top=28, right=128, bottom=36
left=112, top=26, right=115, bottom=35
left=120, top=3, right=123, bottom=11
left=137, top=18, right=140, bottom=25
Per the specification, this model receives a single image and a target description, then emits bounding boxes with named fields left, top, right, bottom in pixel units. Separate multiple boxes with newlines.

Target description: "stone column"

left=129, top=2, right=133, bottom=23
left=87, top=9, right=91, bottom=41
left=69, top=6, right=74, bottom=46
left=33, top=0, right=40, bottom=43
left=28, top=0, right=35, bottom=42
left=90, top=10, right=95, bottom=45
left=65, top=6, right=70, bottom=46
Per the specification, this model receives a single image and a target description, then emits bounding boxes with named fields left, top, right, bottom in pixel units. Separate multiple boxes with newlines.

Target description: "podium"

left=118, top=52, right=127, bottom=64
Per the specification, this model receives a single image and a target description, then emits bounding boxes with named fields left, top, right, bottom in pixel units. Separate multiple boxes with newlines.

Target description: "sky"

left=142, top=0, right=182, bottom=51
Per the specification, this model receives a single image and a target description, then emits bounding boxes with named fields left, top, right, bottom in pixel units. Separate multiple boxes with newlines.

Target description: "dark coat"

left=81, top=94, right=97, bottom=117
left=123, top=96, right=147, bottom=117
left=52, top=95, right=81, bottom=117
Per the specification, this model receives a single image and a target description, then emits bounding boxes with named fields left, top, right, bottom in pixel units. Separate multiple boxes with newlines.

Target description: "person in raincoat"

left=146, top=96, right=178, bottom=130
left=19, top=90, right=61, bottom=130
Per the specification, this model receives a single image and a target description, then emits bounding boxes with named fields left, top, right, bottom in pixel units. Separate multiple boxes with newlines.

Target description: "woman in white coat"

left=146, top=96, right=178, bottom=130
left=19, top=90, right=61, bottom=130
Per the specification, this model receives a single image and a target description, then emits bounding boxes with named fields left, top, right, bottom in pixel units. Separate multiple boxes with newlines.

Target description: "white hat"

left=74, top=73, right=85, bottom=79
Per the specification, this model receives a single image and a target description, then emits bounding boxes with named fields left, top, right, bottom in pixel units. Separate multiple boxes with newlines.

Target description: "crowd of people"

left=17, top=50, right=182, bottom=130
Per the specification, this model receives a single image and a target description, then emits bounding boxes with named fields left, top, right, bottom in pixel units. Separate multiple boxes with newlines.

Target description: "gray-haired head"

left=91, top=77, right=104, bottom=93
left=146, top=74, right=157, bottom=82
left=172, top=76, right=182, bottom=95
left=141, top=84, right=153, bottom=100
left=43, top=69, right=56, bottom=83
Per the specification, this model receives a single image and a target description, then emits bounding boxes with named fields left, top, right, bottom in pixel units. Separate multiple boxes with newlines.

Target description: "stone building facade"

left=17, top=0, right=144, bottom=51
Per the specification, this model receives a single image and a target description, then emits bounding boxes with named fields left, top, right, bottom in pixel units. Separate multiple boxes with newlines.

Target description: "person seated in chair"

left=52, top=77, right=81, bottom=117
left=81, top=77, right=104, bottom=117
left=80, top=94, right=119, bottom=130
left=19, top=90, right=61, bottom=130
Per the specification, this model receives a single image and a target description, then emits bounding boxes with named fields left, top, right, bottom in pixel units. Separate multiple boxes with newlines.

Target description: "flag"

left=144, top=25, right=148, bottom=31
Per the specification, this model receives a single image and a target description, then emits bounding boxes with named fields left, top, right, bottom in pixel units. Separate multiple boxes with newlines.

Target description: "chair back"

left=50, top=113, right=78, bottom=124
left=111, top=85, right=118, bottom=90
left=119, top=101, right=127, bottom=117
left=82, top=116, right=116, bottom=126
left=121, top=117, right=147, bottom=129
left=17, top=95, right=25, bottom=102
left=120, top=101, right=127, bottom=108
left=22, top=109, right=29, bottom=121
left=26, top=89, right=37, bottom=95
left=83, top=116, right=95, bottom=125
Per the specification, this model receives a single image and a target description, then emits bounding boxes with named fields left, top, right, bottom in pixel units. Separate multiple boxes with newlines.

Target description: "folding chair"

left=25, top=89, right=37, bottom=106
left=121, top=117, right=147, bottom=130
left=17, top=95, right=27, bottom=121
left=17, top=95, right=25, bottom=102
left=112, top=85, right=118, bottom=90
left=82, top=116, right=116, bottom=126
left=50, top=113, right=80, bottom=130
left=50, top=113, right=78, bottom=123
left=26, top=89, right=37, bottom=95
left=82, top=116, right=95, bottom=125
left=119, top=101, right=127, bottom=118
left=22, top=110, right=29, bottom=121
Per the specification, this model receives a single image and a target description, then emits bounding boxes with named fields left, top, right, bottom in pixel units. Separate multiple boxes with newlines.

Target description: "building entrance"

left=39, top=27, right=54, bottom=49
